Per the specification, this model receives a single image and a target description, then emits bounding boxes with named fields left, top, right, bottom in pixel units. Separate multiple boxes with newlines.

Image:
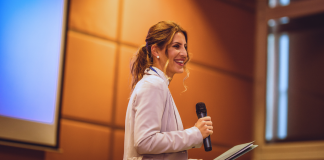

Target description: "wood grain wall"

left=0, top=0, right=255, bottom=160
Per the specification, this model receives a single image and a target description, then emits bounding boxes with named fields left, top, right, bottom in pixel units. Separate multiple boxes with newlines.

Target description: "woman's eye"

left=173, top=45, right=180, bottom=48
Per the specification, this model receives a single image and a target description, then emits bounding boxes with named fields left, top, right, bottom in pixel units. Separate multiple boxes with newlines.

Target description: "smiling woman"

left=124, top=21, right=214, bottom=160
left=152, top=32, right=188, bottom=79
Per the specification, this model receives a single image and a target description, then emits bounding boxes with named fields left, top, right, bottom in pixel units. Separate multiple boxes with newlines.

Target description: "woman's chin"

left=175, top=69, right=184, bottom=74
left=167, top=67, right=184, bottom=76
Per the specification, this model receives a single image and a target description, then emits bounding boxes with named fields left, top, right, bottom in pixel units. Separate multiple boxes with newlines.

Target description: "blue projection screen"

left=0, top=0, right=67, bottom=148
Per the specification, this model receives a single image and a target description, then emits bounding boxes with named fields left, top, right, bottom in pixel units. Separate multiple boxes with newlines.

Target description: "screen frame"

left=0, top=0, right=69, bottom=151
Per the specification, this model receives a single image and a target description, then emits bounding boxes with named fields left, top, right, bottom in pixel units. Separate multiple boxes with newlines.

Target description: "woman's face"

left=160, top=32, right=188, bottom=78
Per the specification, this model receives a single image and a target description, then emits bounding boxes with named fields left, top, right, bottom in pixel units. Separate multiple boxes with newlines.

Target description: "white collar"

left=144, top=66, right=170, bottom=86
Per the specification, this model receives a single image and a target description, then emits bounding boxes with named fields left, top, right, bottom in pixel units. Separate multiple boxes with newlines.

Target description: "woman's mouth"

left=174, top=60, right=184, bottom=66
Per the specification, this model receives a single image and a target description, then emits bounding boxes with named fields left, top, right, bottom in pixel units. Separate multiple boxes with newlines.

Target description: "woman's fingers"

left=195, top=116, right=213, bottom=138
left=205, top=121, right=212, bottom=126
left=209, top=130, right=213, bottom=135
left=201, top=116, right=211, bottom=121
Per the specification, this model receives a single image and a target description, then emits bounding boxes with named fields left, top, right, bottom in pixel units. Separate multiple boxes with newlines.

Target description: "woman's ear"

left=151, top=45, right=159, bottom=58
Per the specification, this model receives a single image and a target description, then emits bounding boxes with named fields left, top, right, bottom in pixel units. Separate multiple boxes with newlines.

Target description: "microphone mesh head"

left=196, top=102, right=206, bottom=114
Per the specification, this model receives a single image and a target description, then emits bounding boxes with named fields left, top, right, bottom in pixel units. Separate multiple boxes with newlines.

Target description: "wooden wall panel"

left=62, top=31, right=116, bottom=124
left=69, top=0, right=119, bottom=40
left=112, top=129, right=125, bottom=160
left=121, top=0, right=255, bottom=77
left=45, top=119, right=111, bottom=160
left=120, top=0, right=204, bottom=46
left=169, top=64, right=253, bottom=146
left=115, top=45, right=137, bottom=127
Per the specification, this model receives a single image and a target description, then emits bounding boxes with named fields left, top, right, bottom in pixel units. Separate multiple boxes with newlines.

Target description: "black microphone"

left=196, top=102, right=212, bottom=152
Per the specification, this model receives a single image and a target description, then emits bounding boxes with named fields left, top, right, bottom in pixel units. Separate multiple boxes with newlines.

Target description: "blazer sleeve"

left=133, top=81, right=203, bottom=154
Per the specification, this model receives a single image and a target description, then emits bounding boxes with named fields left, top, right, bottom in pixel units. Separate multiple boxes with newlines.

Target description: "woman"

left=124, top=21, right=213, bottom=160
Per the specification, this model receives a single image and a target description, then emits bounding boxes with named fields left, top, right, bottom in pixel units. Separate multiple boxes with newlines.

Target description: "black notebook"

left=214, top=142, right=258, bottom=160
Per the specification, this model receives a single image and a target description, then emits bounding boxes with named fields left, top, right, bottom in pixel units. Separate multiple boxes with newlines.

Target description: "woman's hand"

left=195, top=116, right=213, bottom=139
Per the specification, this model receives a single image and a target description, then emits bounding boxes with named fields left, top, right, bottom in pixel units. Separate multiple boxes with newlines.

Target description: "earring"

left=157, top=56, right=160, bottom=59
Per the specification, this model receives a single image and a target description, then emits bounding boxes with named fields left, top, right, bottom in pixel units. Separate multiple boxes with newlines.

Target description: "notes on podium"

left=214, top=141, right=258, bottom=160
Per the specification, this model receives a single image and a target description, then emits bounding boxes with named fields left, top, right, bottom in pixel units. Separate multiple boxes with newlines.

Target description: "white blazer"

left=123, top=67, right=203, bottom=160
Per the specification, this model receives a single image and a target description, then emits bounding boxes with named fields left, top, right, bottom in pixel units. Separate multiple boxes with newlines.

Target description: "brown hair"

left=130, top=21, right=190, bottom=90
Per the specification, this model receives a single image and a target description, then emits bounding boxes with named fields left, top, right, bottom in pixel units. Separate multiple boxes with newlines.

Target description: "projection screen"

left=0, top=0, right=68, bottom=149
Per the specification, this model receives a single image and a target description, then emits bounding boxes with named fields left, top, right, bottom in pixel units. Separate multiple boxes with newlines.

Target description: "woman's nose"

left=180, top=48, right=187, bottom=57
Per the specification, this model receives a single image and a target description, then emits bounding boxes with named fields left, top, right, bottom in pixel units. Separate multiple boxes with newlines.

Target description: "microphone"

left=196, top=102, right=212, bottom=152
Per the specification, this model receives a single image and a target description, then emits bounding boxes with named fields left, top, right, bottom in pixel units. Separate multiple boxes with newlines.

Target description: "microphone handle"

left=203, top=136, right=212, bottom=151
left=197, top=113, right=212, bottom=152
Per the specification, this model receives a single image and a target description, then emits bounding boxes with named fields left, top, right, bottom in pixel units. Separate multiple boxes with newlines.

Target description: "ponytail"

left=130, top=45, right=153, bottom=90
